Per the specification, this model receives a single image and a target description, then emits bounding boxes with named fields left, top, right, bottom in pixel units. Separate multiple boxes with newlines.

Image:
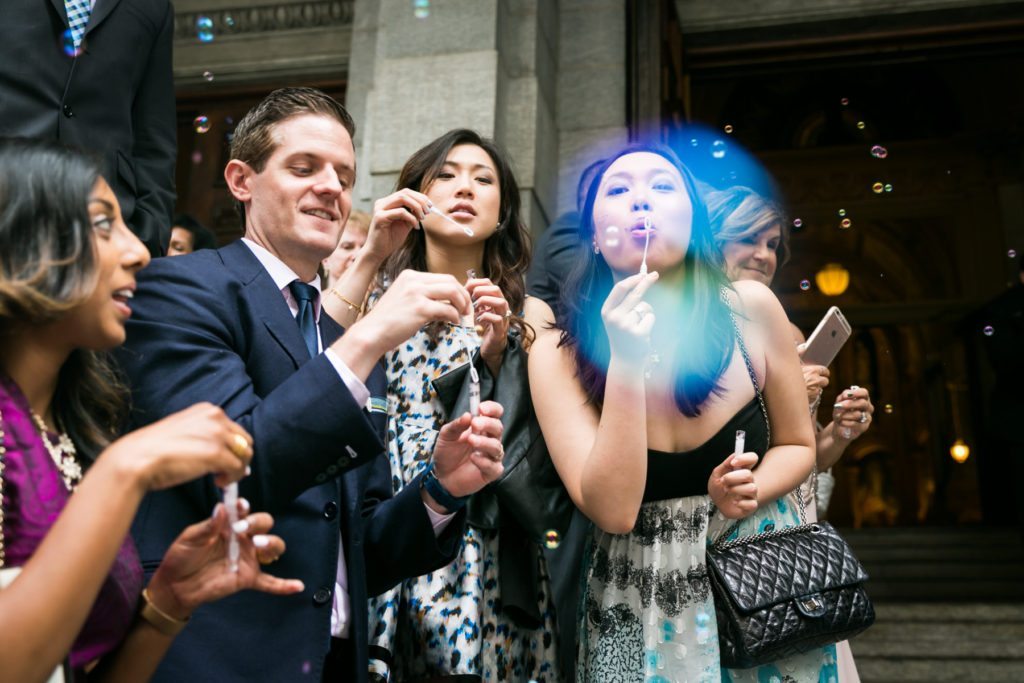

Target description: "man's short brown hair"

left=231, top=87, right=355, bottom=172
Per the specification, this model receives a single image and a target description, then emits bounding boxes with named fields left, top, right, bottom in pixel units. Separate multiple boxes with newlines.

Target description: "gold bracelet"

left=139, top=588, right=190, bottom=636
left=328, top=288, right=364, bottom=315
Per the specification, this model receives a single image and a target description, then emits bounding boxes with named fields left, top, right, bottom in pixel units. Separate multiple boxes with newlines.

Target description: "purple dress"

left=0, top=374, right=143, bottom=674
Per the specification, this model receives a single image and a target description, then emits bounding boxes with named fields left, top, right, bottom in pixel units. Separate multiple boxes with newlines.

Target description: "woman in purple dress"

left=0, top=139, right=304, bottom=682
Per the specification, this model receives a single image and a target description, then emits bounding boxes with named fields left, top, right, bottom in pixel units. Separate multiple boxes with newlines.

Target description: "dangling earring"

left=593, top=242, right=600, bottom=254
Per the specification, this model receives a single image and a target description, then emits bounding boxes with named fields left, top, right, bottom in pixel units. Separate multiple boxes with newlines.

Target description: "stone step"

left=852, top=603, right=1024, bottom=682
left=869, top=602, right=1024, bottom=621
left=853, top=545, right=1024, bottom=563
left=861, top=561, right=1024, bottom=580
left=857, top=657, right=1024, bottom=682
left=863, top=579, right=1024, bottom=600
left=852, top=622, right=1024, bottom=658
left=842, top=526, right=1020, bottom=542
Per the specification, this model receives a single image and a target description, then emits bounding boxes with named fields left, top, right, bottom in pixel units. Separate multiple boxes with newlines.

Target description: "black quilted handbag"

left=708, top=307, right=875, bottom=668
left=707, top=520, right=875, bottom=668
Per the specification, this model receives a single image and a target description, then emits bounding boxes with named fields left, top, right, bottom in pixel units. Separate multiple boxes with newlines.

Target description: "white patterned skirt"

left=577, top=494, right=839, bottom=683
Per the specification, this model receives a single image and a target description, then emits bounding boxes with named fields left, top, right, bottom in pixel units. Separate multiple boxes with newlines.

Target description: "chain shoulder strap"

left=713, top=292, right=807, bottom=546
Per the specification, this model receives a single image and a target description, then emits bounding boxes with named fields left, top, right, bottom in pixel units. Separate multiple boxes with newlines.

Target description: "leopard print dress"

left=367, top=321, right=560, bottom=682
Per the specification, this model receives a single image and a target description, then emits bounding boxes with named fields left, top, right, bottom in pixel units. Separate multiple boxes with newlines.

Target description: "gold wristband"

left=328, top=288, right=364, bottom=315
left=139, top=588, right=190, bottom=636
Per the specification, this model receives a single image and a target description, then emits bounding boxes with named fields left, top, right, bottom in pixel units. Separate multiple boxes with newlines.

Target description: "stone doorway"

left=641, top=2, right=1024, bottom=527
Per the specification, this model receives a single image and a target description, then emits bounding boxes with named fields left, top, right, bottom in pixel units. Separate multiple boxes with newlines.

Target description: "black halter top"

left=641, top=326, right=770, bottom=502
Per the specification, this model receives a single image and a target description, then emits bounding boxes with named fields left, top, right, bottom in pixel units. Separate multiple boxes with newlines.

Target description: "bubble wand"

left=428, top=205, right=474, bottom=236
left=639, top=215, right=652, bottom=276
left=223, top=482, right=240, bottom=573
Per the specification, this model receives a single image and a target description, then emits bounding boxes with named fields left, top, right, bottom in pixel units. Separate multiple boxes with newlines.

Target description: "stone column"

left=555, top=0, right=628, bottom=214
left=346, top=0, right=559, bottom=234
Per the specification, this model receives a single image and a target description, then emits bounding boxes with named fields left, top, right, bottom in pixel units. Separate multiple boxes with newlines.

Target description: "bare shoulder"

left=730, top=280, right=788, bottom=325
left=524, top=296, right=556, bottom=333
left=528, top=321, right=563, bottom=362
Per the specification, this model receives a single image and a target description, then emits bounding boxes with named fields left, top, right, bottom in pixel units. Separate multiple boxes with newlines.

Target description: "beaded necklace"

left=30, top=411, right=82, bottom=491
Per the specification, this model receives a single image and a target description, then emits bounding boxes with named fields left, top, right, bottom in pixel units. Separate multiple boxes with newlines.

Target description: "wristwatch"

left=421, top=463, right=469, bottom=511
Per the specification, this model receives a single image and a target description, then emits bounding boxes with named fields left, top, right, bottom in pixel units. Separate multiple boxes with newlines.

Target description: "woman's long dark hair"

left=380, top=129, right=533, bottom=345
left=0, top=138, right=127, bottom=463
left=557, top=143, right=735, bottom=417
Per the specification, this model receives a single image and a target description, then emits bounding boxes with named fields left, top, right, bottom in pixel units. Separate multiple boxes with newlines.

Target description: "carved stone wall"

left=172, top=0, right=354, bottom=88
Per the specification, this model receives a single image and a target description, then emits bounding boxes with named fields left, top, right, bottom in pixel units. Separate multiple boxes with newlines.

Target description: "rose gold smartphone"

left=802, top=306, right=851, bottom=367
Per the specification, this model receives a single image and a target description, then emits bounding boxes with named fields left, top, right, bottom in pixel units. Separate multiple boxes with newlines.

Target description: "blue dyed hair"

left=557, top=143, right=735, bottom=417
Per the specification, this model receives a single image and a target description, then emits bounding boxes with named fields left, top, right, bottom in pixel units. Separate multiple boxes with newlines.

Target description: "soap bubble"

left=800, top=280, right=811, bottom=291
left=202, top=70, right=214, bottom=82
left=838, top=209, right=846, bottom=217
left=792, top=218, right=803, bottom=228
left=689, top=138, right=699, bottom=147
left=193, top=115, right=211, bottom=134
left=301, top=660, right=312, bottom=675
left=196, top=16, right=214, bottom=42
left=711, top=140, right=727, bottom=159
left=224, top=14, right=236, bottom=28
left=1009, top=249, right=1018, bottom=258
left=870, top=145, right=888, bottom=159
left=61, top=29, right=84, bottom=57
left=840, top=97, right=849, bottom=106
left=883, top=404, right=894, bottom=414
left=723, top=124, right=734, bottom=134
left=604, top=225, right=621, bottom=248
left=872, top=182, right=884, bottom=193
left=840, top=218, right=852, bottom=229
left=983, top=325, right=994, bottom=336
left=856, top=121, right=865, bottom=130
left=414, top=7, right=429, bottom=18
left=544, top=530, right=561, bottom=549
left=884, top=183, right=893, bottom=192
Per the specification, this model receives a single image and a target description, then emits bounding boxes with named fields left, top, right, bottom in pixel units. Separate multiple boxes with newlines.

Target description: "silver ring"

left=859, top=411, right=868, bottom=423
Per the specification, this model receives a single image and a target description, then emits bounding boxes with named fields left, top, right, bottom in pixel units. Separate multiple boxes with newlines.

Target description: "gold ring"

left=230, top=434, right=251, bottom=460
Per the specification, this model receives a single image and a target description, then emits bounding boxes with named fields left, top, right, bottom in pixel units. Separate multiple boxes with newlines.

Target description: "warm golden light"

left=949, top=439, right=970, bottom=463
left=815, top=263, right=850, bottom=296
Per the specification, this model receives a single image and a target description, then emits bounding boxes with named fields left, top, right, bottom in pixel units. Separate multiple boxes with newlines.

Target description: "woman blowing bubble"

left=527, top=144, right=837, bottom=681
left=323, top=129, right=558, bottom=681
left=0, top=139, right=301, bottom=683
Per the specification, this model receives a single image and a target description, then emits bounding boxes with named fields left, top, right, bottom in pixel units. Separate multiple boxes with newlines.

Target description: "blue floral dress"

left=367, top=321, right=561, bottom=682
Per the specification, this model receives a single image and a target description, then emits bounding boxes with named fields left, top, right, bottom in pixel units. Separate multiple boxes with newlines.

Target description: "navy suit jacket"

left=0, top=0, right=175, bottom=255
left=117, top=241, right=464, bottom=682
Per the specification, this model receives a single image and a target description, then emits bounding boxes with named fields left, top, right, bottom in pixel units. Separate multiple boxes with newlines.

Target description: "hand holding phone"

left=801, top=306, right=851, bottom=367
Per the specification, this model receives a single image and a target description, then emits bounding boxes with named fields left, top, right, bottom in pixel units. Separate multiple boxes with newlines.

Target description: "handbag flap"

left=707, top=522, right=869, bottom=613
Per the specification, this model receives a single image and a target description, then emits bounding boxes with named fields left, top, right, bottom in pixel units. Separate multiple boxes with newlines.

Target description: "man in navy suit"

left=0, top=0, right=176, bottom=256
left=117, top=88, right=507, bottom=682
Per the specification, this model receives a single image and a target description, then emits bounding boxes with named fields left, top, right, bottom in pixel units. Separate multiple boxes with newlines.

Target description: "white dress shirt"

left=241, top=239, right=454, bottom=638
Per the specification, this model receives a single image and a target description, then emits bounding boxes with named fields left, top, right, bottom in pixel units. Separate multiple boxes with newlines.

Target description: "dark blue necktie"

left=288, top=281, right=319, bottom=358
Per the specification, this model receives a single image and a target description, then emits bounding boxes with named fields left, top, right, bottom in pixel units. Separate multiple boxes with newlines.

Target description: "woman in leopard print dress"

left=324, top=129, right=560, bottom=682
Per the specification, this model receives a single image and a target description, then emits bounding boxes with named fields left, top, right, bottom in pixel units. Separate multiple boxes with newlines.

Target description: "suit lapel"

left=219, top=241, right=310, bottom=368
left=49, top=0, right=69, bottom=27
left=85, top=0, right=124, bottom=37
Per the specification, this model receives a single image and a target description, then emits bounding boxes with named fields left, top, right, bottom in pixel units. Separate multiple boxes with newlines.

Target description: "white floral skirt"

left=576, top=494, right=839, bottom=683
